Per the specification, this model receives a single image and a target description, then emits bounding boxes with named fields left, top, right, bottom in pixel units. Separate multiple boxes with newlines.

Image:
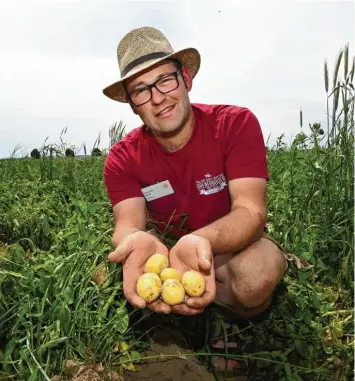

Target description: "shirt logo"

left=196, top=173, right=227, bottom=195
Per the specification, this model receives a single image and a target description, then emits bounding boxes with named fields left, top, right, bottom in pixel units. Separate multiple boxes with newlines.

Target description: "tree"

left=65, top=148, right=75, bottom=157
left=91, top=148, right=102, bottom=157
left=30, top=149, right=40, bottom=159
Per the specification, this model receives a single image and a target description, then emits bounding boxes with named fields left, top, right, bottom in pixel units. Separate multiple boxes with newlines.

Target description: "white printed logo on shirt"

left=196, top=173, right=227, bottom=195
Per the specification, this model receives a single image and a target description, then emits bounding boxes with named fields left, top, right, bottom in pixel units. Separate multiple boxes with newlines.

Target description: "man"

left=102, top=26, right=288, bottom=319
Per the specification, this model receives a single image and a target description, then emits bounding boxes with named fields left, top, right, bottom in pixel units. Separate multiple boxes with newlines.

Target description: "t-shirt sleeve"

left=103, top=144, right=144, bottom=207
left=223, top=108, right=269, bottom=180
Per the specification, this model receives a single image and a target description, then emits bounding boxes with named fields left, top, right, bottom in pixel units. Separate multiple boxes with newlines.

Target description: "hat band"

left=121, top=51, right=171, bottom=77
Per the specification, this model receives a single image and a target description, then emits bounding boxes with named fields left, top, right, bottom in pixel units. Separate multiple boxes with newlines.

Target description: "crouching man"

left=102, top=26, right=288, bottom=320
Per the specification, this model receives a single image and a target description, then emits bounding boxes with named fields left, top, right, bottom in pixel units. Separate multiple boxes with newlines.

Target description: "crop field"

left=0, top=46, right=353, bottom=381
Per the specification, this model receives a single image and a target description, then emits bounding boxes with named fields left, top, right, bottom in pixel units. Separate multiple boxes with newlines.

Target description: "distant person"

left=102, top=26, right=290, bottom=369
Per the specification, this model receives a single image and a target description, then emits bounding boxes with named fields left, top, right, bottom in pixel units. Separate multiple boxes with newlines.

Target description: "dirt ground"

left=52, top=326, right=247, bottom=381
left=122, top=327, right=246, bottom=381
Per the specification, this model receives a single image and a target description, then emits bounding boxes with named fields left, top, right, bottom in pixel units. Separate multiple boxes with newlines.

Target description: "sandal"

left=211, top=339, right=241, bottom=377
left=208, top=320, right=247, bottom=378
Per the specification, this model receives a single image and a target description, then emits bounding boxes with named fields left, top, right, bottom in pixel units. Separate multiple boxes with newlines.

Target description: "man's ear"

left=181, top=67, right=193, bottom=92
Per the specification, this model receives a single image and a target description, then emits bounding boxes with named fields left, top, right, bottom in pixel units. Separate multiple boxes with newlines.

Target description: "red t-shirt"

left=104, top=103, right=268, bottom=238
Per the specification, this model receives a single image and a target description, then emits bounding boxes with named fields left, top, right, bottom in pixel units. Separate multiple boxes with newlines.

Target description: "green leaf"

left=39, top=337, right=68, bottom=350
left=311, top=293, right=321, bottom=310
left=19, top=347, right=36, bottom=373
left=54, top=302, right=71, bottom=334
left=298, top=270, right=308, bottom=285
left=132, top=340, right=150, bottom=351
left=53, top=263, right=64, bottom=274
left=0, top=269, right=26, bottom=278
left=130, top=351, right=141, bottom=363
left=115, top=308, right=129, bottom=334
left=2, top=339, right=16, bottom=360
left=119, top=353, right=131, bottom=365
left=28, top=369, right=40, bottom=381
left=86, top=203, right=102, bottom=213
left=316, top=258, right=328, bottom=271
left=322, top=343, right=333, bottom=355
left=303, top=308, right=312, bottom=325
left=284, top=363, right=292, bottom=380
left=294, top=339, right=309, bottom=359
left=62, top=286, right=74, bottom=305
left=292, top=372, right=304, bottom=381
left=308, top=344, right=315, bottom=358
left=68, top=233, right=79, bottom=250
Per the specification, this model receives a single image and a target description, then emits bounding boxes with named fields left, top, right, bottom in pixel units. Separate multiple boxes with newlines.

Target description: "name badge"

left=141, top=180, right=174, bottom=202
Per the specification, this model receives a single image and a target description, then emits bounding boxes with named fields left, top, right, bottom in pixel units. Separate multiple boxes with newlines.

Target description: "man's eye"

left=160, top=77, right=174, bottom=84
left=133, top=88, right=147, bottom=95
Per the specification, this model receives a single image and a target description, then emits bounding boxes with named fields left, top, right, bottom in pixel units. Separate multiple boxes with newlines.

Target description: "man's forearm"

left=191, top=205, right=266, bottom=254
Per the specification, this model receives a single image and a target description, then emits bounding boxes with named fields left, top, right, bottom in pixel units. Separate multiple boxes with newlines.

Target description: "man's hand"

left=169, top=234, right=216, bottom=315
left=108, top=231, right=172, bottom=314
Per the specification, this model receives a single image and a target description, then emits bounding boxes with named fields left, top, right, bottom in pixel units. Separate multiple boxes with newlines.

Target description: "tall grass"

left=267, top=43, right=353, bottom=293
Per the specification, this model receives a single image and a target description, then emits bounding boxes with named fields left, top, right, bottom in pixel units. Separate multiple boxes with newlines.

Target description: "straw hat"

left=102, top=26, right=201, bottom=103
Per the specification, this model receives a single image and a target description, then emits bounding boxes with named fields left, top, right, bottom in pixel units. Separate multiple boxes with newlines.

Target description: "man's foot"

left=211, top=338, right=242, bottom=376
left=208, top=319, right=247, bottom=377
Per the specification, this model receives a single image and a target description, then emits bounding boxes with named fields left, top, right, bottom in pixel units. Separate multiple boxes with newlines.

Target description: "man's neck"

left=154, top=110, right=195, bottom=153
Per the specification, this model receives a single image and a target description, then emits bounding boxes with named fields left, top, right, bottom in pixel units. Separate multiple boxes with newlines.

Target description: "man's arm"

left=111, top=197, right=147, bottom=248
left=191, top=177, right=267, bottom=254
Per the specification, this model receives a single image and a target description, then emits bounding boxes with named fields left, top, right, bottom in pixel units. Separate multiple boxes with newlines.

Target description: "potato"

left=181, top=270, right=206, bottom=297
left=141, top=272, right=162, bottom=288
left=144, top=253, right=169, bottom=275
left=160, top=267, right=181, bottom=282
left=136, top=273, right=162, bottom=303
left=91, top=264, right=108, bottom=286
left=161, top=279, right=185, bottom=305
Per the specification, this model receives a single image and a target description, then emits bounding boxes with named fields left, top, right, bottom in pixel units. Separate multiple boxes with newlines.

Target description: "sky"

left=0, top=0, right=353, bottom=158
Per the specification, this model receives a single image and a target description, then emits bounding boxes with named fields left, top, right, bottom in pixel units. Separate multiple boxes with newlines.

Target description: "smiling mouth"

left=156, top=104, right=175, bottom=117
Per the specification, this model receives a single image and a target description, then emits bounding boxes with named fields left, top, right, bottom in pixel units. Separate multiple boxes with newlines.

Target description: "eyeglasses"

left=127, top=71, right=181, bottom=106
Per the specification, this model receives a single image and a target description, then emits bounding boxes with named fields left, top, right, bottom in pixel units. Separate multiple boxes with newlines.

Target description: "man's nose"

left=150, top=86, right=166, bottom=105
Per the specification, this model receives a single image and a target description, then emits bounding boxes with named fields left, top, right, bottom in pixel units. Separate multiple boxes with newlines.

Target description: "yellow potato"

left=181, top=270, right=206, bottom=297
left=160, top=267, right=181, bottom=282
left=141, top=272, right=162, bottom=287
left=144, top=253, right=169, bottom=275
left=91, top=263, right=108, bottom=286
left=136, top=273, right=161, bottom=303
left=161, top=279, right=185, bottom=305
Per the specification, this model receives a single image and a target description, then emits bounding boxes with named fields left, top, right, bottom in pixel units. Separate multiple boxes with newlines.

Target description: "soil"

left=123, top=345, right=216, bottom=380
left=51, top=326, right=247, bottom=381
left=122, top=327, right=247, bottom=381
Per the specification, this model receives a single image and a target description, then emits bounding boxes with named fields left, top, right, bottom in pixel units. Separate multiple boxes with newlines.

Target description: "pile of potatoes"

left=136, top=254, right=206, bottom=306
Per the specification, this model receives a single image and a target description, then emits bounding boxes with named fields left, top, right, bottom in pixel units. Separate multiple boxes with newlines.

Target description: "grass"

left=0, top=44, right=353, bottom=381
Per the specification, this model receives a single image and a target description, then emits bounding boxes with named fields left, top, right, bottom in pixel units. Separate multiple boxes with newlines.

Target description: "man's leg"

left=214, top=237, right=287, bottom=318
left=210, top=237, right=287, bottom=374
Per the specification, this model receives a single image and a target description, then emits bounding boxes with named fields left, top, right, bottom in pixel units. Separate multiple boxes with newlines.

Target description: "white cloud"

left=0, top=0, right=353, bottom=157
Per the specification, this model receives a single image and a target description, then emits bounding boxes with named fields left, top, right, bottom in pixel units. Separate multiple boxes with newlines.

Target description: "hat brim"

left=102, top=47, right=200, bottom=103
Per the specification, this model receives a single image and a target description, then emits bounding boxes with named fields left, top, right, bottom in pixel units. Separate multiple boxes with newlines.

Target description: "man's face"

left=124, top=61, right=193, bottom=137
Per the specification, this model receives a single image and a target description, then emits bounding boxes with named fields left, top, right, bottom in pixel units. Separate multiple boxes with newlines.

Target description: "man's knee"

left=228, top=238, right=286, bottom=309
left=230, top=272, right=276, bottom=309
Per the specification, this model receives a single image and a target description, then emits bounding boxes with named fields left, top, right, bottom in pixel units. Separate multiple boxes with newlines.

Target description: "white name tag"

left=141, top=180, right=174, bottom=202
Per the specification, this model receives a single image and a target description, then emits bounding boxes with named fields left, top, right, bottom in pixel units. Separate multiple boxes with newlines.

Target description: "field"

left=0, top=46, right=354, bottom=381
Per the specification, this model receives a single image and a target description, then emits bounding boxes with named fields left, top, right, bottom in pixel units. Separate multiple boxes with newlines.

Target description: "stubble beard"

left=151, top=106, right=190, bottom=139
